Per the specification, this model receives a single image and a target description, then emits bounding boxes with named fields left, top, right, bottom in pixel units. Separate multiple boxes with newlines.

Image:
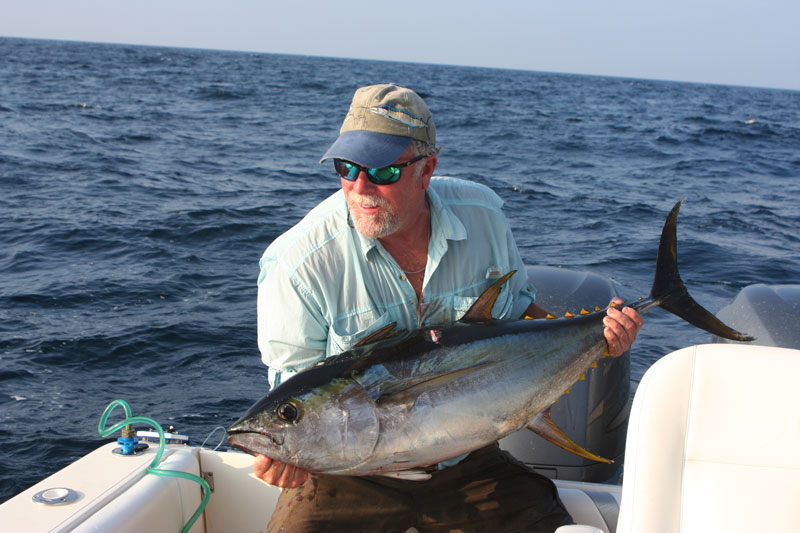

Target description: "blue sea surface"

left=1, top=37, right=799, bottom=502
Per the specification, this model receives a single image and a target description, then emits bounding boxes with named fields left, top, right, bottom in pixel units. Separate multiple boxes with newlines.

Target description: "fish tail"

left=647, top=200, right=754, bottom=342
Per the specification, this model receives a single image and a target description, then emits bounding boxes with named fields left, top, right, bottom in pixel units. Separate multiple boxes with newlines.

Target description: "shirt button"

left=399, top=274, right=406, bottom=281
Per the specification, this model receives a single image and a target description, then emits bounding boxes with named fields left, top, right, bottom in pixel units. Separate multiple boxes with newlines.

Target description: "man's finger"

left=254, top=454, right=273, bottom=477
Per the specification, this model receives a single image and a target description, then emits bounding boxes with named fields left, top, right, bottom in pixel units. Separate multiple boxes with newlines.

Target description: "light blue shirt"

left=257, top=176, right=535, bottom=388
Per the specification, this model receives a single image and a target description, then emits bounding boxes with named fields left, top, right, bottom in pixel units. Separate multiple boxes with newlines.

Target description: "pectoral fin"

left=376, top=361, right=498, bottom=407
left=527, top=408, right=613, bottom=464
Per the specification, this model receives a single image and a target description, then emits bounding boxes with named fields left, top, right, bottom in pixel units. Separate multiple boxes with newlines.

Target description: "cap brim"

left=320, top=131, right=411, bottom=168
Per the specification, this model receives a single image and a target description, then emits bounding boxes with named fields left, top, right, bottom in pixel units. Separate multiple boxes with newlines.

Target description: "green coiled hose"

left=98, top=399, right=210, bottom=533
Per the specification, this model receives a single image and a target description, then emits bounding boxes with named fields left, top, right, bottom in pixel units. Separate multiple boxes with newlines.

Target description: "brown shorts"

left=267, top=443, right=572, bottom=533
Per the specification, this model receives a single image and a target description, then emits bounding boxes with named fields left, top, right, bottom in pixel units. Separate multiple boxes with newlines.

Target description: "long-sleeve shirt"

left=257, top=176, right=535, bottom=388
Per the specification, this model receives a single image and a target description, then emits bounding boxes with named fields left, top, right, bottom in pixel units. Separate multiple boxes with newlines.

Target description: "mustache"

left=348, top=193, right=390, bottom=209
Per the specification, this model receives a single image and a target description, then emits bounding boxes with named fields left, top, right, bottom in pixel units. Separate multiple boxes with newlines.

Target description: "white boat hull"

left=0, top=441, right=618, bottom=533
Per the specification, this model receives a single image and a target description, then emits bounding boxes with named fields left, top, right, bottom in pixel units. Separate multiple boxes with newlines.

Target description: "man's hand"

left=254, top=454, right=309, bottom=488
left=603, top=297, right=643, bottom=356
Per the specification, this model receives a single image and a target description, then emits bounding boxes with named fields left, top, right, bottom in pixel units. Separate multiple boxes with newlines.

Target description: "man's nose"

left=352, top=171, right=378, bottom=194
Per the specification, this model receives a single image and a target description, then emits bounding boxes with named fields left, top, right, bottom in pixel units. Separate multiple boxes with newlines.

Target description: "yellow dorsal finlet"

left=564, top=311, right=574, bottom=318
left=580, top=308, right=590, bottom=315
left=546, top=313, right=556, bottom=319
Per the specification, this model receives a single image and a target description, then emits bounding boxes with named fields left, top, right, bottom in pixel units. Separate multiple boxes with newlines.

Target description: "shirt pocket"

left=327, top=310, right=394, bottom=356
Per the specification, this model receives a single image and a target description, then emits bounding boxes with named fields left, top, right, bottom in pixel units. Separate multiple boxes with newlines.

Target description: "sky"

left=2, top=0, right=798, bottom=91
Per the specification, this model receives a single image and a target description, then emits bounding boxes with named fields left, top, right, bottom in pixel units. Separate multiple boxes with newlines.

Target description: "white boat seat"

left=617, top=344, right=800, bottom=533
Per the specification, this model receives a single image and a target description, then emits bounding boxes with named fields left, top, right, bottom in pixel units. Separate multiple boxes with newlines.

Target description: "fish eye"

left=276, top=402, right=299, bottom=423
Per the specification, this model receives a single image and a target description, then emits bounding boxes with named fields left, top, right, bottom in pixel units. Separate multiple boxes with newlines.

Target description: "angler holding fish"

left=243, top=84, right=643, bottom=532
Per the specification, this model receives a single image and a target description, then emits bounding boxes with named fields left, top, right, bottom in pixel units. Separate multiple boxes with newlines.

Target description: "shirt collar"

left=427, top=183, right=467, bottom=243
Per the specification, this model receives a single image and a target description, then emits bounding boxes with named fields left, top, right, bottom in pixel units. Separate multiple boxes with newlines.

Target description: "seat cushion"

left=618, top=344, right=800, bottom=532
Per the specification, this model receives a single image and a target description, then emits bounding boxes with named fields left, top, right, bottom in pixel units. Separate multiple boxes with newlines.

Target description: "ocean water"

left=1, top=37, right=798, bottom=502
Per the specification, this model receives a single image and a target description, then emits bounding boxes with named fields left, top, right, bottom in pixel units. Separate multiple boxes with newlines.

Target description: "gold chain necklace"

left=404, top=265, right=426, bottom=274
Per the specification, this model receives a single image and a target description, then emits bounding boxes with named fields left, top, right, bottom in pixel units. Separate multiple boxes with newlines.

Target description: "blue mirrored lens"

left=369, top=167, right=400, bottom=183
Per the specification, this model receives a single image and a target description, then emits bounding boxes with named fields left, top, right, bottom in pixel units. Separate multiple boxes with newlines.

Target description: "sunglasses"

left=334, top=154, right=428, bottom=185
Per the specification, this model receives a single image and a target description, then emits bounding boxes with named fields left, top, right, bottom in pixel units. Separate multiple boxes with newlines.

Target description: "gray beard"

left=346, top=195, right=402, bottom=239
left=350, top=208, right=402, bottom=239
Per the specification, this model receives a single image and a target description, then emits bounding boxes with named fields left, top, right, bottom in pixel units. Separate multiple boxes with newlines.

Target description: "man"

left=255, top=84, right=643, bottom=532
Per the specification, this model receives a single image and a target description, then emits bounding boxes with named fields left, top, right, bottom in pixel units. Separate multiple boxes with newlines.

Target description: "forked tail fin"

left=646, top=200, right=754, bottom=342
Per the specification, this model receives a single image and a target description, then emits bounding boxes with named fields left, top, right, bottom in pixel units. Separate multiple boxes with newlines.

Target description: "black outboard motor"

left=712, top=284, right=800, bottom=349
left=499, top=266, right=630, bottom=483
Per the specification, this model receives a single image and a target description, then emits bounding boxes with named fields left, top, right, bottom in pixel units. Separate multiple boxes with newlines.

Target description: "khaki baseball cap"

left=320, top=84, right=436, bottom=168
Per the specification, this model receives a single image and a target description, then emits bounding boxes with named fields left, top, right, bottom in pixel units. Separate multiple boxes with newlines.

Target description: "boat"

left=2, top=267, right=798, bottom=533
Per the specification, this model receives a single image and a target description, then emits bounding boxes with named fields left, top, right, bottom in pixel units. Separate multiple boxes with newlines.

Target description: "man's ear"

left=419, top=154, right=437, bottom=189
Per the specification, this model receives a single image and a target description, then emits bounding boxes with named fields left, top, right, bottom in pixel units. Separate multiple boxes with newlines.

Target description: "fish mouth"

left=226, top=428, right=285, bottom=454
left=227, top=439, right=260, bottom=456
